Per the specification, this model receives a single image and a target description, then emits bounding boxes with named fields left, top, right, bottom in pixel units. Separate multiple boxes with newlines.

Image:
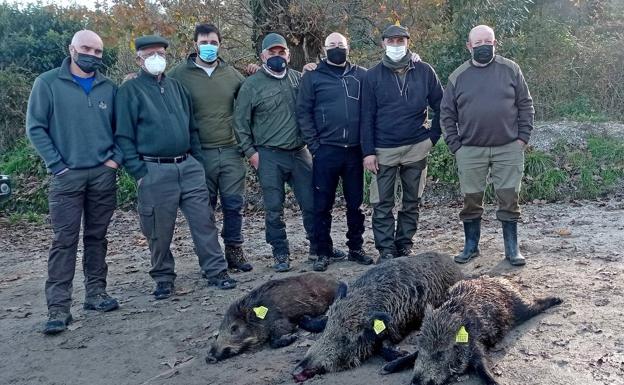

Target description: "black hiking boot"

left=43, top=310, right=73, bottom=335
left=313, top=255, right=330, bottom=271
left=273, top=253, right=291, bottom=272
left=206, top=269, right=237, bottom=290
left=348, top=249, right=374, bottom=265
left=153, top=281, right=174, bottom=300
left=454, top=219, right=481, bottom=264
left=84, top=292, right=119, bottom=312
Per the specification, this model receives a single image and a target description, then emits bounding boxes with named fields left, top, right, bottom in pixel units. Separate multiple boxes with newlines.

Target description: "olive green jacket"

left=233, top=68, right=303, bottom=158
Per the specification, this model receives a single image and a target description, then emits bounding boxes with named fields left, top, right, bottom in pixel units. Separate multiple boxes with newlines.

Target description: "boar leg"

left=515, top=296, right=563, bottom=324
left=379, top=340, right=410, bottom=361
left=269, top=333, right=298, bottom=348
left=298, top=315, right=327, bottom=333
left=380, top=351, right=418, bottom=374
left=269, top=318, right=298, bottom=348
left=471, top=346, right=500, bottom=385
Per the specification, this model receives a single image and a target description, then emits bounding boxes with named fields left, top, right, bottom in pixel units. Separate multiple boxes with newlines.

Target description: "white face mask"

left=144, top=55, right=167, bottom=76
left=385, top=45, right=407, bottom=62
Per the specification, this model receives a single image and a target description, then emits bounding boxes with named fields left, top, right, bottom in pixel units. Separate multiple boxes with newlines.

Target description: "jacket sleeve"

left=296, top=72, right=320, bottom=154
left=440, top=79, right=461, bottom=154
left=360, top=72, right=377, bottom=157
left=233, top=81, right=257, bottom=158
left=109, top=85, right=124, bottom=166
left=114, top=84, right=147, bottom=180
left=25, top=77, right=67, bottom=174
left=515, top=67, right=534, bottom=144
left=183, top=86, right=205, bottom=164
left=426, top=65, right=444, bottom=145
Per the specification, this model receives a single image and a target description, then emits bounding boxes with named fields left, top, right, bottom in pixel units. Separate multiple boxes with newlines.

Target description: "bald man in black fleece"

left=441, top=25, right=534, bottom=267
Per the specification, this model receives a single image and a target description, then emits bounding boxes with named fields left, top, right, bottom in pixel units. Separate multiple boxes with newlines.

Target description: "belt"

left=140, top=154, right=188, bottom=163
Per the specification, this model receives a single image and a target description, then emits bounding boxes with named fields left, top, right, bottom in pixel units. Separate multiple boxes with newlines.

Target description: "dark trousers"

left=372, top=159, right=427, bottom=254
left=256, top=147, right=314, bottom=255
left=137, top=156, right=226, bottom=283
left=46, top=165, right=117, bottom=313
left=200, top=146, right=246, bottom=246
left=313, top=145, right=365, bottom=256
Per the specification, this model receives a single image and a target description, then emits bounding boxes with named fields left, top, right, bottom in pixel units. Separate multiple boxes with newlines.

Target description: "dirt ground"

left=1, top=195, right=624, bottom=385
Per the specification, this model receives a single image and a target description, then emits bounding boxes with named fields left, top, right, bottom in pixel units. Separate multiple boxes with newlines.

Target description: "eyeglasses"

left=139, top=51, right=166, bottom=60
left=325, top=43, right=347, bottom=49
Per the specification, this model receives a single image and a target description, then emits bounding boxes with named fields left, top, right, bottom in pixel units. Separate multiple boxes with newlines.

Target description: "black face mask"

left=73, top=52, right=103, bottom=73
left=326, top=47, right=347, bottom=65
left=472, top=44, right=494, bottom=65
left=266, top=56, right=287, bottom=73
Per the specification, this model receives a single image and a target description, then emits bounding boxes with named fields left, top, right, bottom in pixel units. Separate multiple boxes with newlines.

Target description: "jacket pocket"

left=256, top=89, right=281, bottom=113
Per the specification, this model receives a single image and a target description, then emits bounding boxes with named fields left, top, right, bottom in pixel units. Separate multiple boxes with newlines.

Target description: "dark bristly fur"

left=207, top=273, right=343, bottom=362
left=383, top=276, right=563, bottom=385
left=292, top=252, right=464, bottom=382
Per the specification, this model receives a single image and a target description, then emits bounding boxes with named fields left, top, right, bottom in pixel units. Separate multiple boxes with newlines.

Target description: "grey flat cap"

left=135, top=35, right=169, bottom=51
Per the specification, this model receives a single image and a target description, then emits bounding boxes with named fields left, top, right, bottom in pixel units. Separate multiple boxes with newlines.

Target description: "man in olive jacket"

left=115, top=35, right=236, bottom=300
left=168, top=23, right=252, bottom=273
left=233, top=33, right=314, bottom=272
left=26, top=30, right=121, bottom=335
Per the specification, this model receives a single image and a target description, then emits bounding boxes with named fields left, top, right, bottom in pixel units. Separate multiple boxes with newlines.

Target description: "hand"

left=104, top=159, right=119, bottom=169
left=122, top=72, right=138, bottom=83
left=363, top=155, right=379, bottom=174
left=137, top=178, right=143, bottom=187
left=302, top=62, right=318, bottom=73
left=245, top=63, right=260, bottom=75
left=410, top=53, right=421, bottom=63
left=517, top=139, right=526, bottom=149
left=55, top=168, right=69, bottom=176
left=249, top=152, right=259, bottom=170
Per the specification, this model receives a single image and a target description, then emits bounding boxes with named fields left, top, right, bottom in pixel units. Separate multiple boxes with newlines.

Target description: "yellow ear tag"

left=394, top=20, right=401, bottom=26
left=373, top=319, right=386, bottom=335
left=455, top=326, right=469, bottom=344
left=253, top=306, right=269, bottom=319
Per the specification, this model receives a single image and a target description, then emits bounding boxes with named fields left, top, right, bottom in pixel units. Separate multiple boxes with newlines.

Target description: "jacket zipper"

left=342, top=77, right=348, bottom=145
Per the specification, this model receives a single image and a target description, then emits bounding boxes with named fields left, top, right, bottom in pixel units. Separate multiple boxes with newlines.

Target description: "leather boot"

left=225, top=245, right=253, bottom=272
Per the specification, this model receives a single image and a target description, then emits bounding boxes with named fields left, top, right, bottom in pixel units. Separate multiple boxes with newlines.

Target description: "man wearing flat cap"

left=233, top=33, right=315, bottom=272
left=115, top=35, right=236, bottom=299
left=360, top=23, right=443, bottom=262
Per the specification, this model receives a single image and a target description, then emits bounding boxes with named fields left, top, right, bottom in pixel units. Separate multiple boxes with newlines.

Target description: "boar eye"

left=230, top=324, right=239, bottom=334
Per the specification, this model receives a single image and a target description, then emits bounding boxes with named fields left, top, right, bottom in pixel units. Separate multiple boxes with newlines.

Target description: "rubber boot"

left=454, top=219, right=481, bottom=264
left=502, top=220, right=526, bottom=266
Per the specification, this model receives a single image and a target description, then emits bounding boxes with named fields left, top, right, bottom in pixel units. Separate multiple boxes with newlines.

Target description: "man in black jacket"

left=360, top=24, right=443, bottom=261
left=297, top=32, right=374, bottom=271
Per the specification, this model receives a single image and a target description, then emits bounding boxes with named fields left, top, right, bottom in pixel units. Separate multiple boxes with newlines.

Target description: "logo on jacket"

left=98, top=101, right=108, bottom=110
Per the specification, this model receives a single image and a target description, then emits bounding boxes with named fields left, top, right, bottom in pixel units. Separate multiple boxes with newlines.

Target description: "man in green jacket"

left=115, top=35, right=237, bottom=299
left=233, top=33, right=315, bottom=272
left=26, top=30, right=121, bottom=335
left=168, top=24, right=252, bottom=273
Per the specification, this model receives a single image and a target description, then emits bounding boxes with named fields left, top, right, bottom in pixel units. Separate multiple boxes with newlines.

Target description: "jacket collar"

left=317, top=59, right=354, bottom=76
left=137, top=68, right=168, bottom=84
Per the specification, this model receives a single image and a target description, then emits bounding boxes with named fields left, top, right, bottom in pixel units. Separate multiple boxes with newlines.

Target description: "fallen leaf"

left=556, top=228, right=572, bottom=236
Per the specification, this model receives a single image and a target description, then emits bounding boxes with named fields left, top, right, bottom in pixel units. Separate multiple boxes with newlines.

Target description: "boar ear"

left=336, top=282, right=348, bottom=299
left=368, top=311, right=393, bottom=337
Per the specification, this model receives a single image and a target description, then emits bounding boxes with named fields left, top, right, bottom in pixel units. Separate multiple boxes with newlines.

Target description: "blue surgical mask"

left=198, top=44, right=219, bottom=63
